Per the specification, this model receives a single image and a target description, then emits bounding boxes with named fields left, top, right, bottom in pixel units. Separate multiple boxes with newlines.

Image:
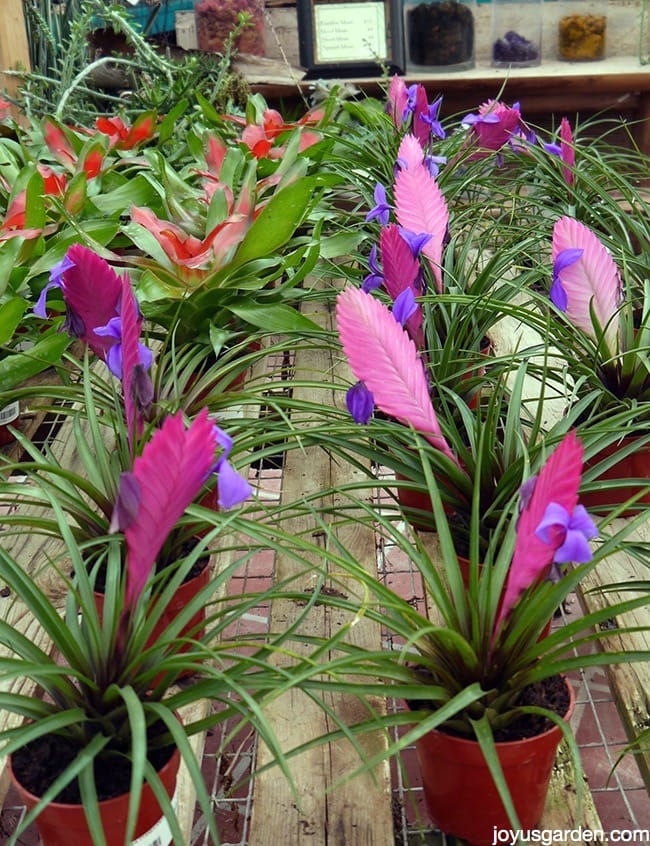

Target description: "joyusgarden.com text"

left=493, top=827, right=650, bottom=844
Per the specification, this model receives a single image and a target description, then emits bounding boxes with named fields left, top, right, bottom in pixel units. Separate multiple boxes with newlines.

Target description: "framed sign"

left=297, top=0, right=404, bottom=78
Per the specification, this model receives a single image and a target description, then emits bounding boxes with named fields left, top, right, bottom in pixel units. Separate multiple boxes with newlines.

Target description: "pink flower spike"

left=394, top=136, right=448, bottom=293
left=387, top=76, right=409, bottom=128
left=380, top=224, right=424, bottom=347
left=495, top=431, right=586, bottom=632
left=56, top=245, right=123, bottom=360
left=119, top=273, right=147, bottom=448
left=559, top=117, right=575, bottom=187
left=121, top=409, right=218, bottom=609
left=551, top=217, right=622, bottom=356
left=336, top=287, right=458, bottom=462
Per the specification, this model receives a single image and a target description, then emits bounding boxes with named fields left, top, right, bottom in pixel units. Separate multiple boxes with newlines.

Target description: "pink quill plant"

left=112, top=408, right=218, bottom=610
left=386, top=76, right=446, bottom=149
left=495, top=430, right=597, bottom=634
left=337, top=286, right=459, bottom=464
left=551, top=216, right=622, bottom=359
left=364, top=131, right=449, bottom=324
left=543, top=117, right=575, bottom=189
left=461, top=99, right=529, bottom=159
left=34, top=243, right=129, bottom=360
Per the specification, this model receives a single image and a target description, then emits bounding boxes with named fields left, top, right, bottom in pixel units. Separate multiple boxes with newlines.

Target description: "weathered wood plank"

left=248, top=297, right=393, bottom=846
left=0, top=0, right=31, bottom=124
left=576, top=517, right=650, bottom=793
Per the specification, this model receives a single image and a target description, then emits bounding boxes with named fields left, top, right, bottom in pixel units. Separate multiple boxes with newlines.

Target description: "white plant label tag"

left=130, top=787, right=178, bottom=846
left=0, top=402, right=19, bottom=425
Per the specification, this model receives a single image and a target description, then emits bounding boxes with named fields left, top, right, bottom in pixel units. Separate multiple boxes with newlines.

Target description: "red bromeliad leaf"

left=124, top=408, right=217, bottom=608
left=80, top=146, right=104, bottom=180
left=206, top=134, right=228, bottom=176
left=37, top=165, right=67, bottom=195
left=130, top=206, right=206, bottom=264
left=495, top=431, right=584, bottom=631
left=43, top=119, right=77, bottom=169
left=337, top=286, right=458, bottom=461
left=127, top=112, right=156, bottom=148
left=205, top=215, right=249, bottom=266
left=552, top=216, right=621, bottom=355
left=394, top=136, right=448, bottom=293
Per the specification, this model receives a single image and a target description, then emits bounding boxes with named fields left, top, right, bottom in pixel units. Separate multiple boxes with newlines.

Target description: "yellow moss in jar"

left=558, top=13, right=606, bottom=60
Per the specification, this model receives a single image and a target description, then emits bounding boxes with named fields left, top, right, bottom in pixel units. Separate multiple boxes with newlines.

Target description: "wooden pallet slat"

left=248, top=296, right=394, bottom=846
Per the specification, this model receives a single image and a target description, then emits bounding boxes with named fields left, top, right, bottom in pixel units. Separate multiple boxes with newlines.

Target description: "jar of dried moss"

left=557, top=0, right=607, bottom=61
left=492, top=0, right=542, bottom=68
left=403, top=0, right=476, bottom=72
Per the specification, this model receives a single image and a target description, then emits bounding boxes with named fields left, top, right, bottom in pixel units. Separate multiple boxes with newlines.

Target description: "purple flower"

left=551, top=247, right=584, bottom=311
left=212, top=425, right=252, bottom=509
left=110, top=472, right=141, bottom=533
left=362, top=244, right=384, bottom=292
left=543, top=142, right=562, bottom=157
left=518, top=475, right=537, bottom=512
left=365, top=183, right=391, bottom=226
left=422, top=96, right=446, bottom=140
left=346, top=381, right=374, bottom=424
left=34, top=255, right=77, bottom=319
left=535, top=502, right=598, bottom=564
left=392, top=289, right=417, bottom=327
left=95, top=315, right=153, bottom=379
left=399, top=228, right=432, bottom=258
left=404, top=84, right=419, bottom=120
left=130, top=363, right=154, bottom=417
left=423, top=154, right=447, bottom=177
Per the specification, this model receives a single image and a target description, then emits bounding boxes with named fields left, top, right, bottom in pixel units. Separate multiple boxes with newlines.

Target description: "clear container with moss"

left=492, top=0, right=542, bottom=68
left=557, top=0, right=607, bottom=61
left=403, top=0, right=476, bottom=72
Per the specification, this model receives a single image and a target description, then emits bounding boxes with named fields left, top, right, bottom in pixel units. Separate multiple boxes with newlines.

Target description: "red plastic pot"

left=9, top=743, right=180, bottom=846
left=415, top=677, right=575, bottom=846
left=394, top=473, right=457, bottom=530
left=95, top=562, right=209, bottom=681
left=0, top=400, right=21, bottom=446
left=580, top=436, right=650, bottom=517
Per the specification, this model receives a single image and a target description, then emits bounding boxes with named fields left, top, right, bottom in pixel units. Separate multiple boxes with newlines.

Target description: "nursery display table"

left=235, top=55, right=650, bottom=156
left=1, top=302, right=649, bottom=842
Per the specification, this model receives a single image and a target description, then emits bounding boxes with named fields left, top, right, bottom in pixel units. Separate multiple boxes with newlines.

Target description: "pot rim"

left=409, top=673, right=575, bottom=749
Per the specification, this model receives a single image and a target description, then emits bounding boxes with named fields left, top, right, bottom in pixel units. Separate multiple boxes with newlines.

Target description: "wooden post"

left=0, top=0, right=31, bottom=123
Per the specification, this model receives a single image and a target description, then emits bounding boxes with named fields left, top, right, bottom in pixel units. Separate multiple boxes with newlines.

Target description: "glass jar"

left=641, top=0, right=650, bottom=64
left=557, top=0, right=607, bottom=61
left=194, top=0, right=265, bottom=55
left=403, top=0, right=476, bottom=72
left=491, top=0, right=542, bottom=68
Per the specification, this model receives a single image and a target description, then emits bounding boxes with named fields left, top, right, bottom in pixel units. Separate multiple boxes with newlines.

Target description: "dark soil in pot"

left=409, top=672, right=570, bottom=741
left=90, top=538, right=209, bottom=595
left=11, top=719, right=175, bottom=804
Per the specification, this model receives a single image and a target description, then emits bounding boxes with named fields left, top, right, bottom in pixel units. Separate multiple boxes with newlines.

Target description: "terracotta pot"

left=9, top=742, right=180, bottom=846
left=580, top=436, right=650, bottom=517
left=95, top=562, right=209, bottom=681
left=415, top=677, right=575, bottom=846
